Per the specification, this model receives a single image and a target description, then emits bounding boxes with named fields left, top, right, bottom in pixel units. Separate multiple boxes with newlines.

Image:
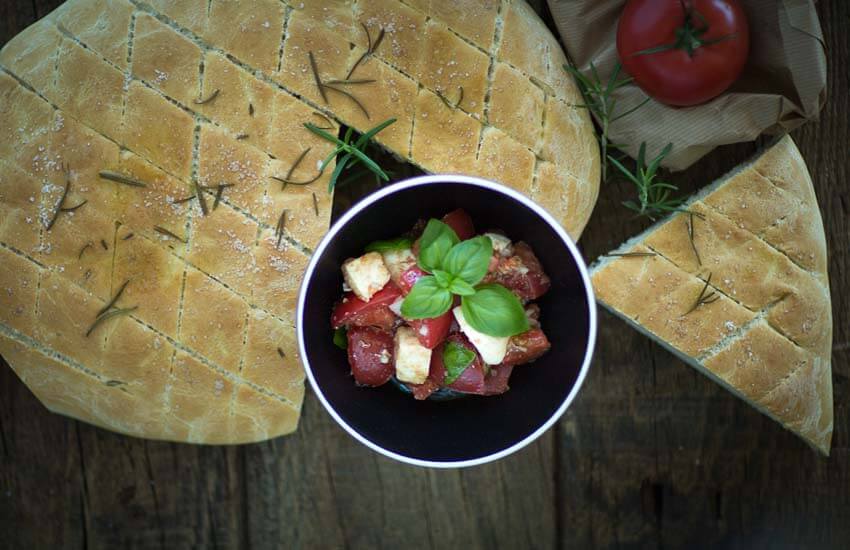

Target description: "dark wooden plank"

left=558, top=0, right=850, bottom=547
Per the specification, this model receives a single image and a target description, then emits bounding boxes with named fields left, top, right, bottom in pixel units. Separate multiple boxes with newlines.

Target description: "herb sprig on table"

left=610, top=142, right=684, bottom=220
left=566, top=61, right=650, bottom=182
left=304, top=118, right=396, bottom=192
left=401, top=220, right=529, bottom=337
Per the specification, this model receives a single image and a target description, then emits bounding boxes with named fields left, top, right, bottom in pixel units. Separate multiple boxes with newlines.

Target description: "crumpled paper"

left=546, top=0, right=827, bottom=170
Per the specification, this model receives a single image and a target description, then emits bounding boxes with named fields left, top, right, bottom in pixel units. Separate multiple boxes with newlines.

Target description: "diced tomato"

left=444, top=334, right=487, bottom=394
left=331, top=283, right=401, bottom=329
left=409, top=309, right=453, bottom=349
left=482, top=241, right=551, bottom=301
left=346, top=326, right=394, bottom=387
left=409, top=349, right=447, bottom=400
left=397, top=265, right=427, bottom=295
left=442, top=209, right=475, bottom=240
left=500, top=329, right=551, bottom=367
left=482, top=364, right=514, bottom=396
left=346, top=306, right=397, bottom=330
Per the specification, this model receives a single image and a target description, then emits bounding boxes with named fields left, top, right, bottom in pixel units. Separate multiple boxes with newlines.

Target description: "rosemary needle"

left=275, top=209, right=288, bottom=249
left=97, top=279, right=131, bottom=317
left=683, top=272, right=720, bottom=316
left=46, top=167, right=72, bottom=231
left=687, top=211, right=701, bottom=266
left=604, top=251, right=657, bottom=258
left=78, top=241, right=93, bottom=259
left=86, top=307, right=137, bottom=337
left=308, top=51, right=328, bottom=104
left=154, top=225, right=187, bottom=243
left=194, top=88, right=220, bottom=105
left=99, top=170, right=147, bottom=188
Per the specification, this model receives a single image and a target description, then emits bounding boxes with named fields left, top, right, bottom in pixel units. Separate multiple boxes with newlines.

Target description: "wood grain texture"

left=1, top=0, right=848, bottom=549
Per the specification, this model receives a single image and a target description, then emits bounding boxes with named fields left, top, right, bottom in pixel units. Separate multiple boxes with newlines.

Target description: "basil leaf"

left=333, top=327, right=348, bottom=350
left=417, top=219, right=459, bottom=272
left=401, top=276, right=453, bottom=319
left=442, top=340, right=476, bottom=385
left=364, top=237, right=413, bottom=253
left=461, top=284, right=529, bottom=337
left=443, top=236, right=492, bottom=285
left=449, top=278, right=475, bottom=296
left=432, top=269, right=453, bottom=289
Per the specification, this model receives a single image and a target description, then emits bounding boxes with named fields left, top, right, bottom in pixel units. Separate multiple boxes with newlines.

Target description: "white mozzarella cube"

left=484, top=232, right=513, bottom=257
left=381, top=248, right=417, bottom=285
left=341, top=252, right=391, bottom=301
left=452, top=306, right=509, bottom=365
left=393, top=326, right=432, bottom=384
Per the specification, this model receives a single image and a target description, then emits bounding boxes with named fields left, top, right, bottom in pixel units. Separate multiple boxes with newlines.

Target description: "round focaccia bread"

left=0, top=0, right=599, bottom=443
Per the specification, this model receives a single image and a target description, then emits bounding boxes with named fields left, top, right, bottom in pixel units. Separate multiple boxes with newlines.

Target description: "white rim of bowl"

left=296, top=174, right=597, bottom=468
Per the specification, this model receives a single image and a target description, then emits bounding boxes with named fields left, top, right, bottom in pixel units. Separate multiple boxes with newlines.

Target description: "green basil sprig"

left=364, top=237, right=413, bottom=253
left=443, top=341, right=475, bottom=384
left=400, top=219, right=529, bottom=337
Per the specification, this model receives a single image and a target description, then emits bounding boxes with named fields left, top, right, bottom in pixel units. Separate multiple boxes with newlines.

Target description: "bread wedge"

left=591, top=136, right=833, bottom=454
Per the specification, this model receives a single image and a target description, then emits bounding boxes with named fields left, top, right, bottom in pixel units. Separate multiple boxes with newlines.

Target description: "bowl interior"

left=300, top=179, right=593, bottom=464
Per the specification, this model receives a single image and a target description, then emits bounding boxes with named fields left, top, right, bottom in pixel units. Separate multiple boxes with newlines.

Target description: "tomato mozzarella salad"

left=331, top=209, right=551, bottom=400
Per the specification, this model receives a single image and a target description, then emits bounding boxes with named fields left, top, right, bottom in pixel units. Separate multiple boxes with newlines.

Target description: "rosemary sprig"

left=308, top=51, right=328, bottom=103
left=687, top=211, right=701, bottom=266
left=212, top=183, right=232, bottom=210
left=275, top=208, right=288, bottom=249
left=304, top=118, right=396, bottom=192
left=97, top=279, right=130, bottom=317
left=86, top=280, right=136, bottom=337
left=309, top=51, right=371, bottom=119
left=46, top=166, right=74, bottom=231
left=194, top=88, right=220, bottom=105
left=603, top=251, right=657, bottom=258
left=346, top=23, right=385, bottom=79
left=323, top=83, right=370, bottom=119
left=154, top=225, right=187, bottom=243
left=683, top=272, right=720, bottom=315
left=99, top=170, right=147, bottom=188
left=86, top=307, right=137, bottom=337
left=611, top=142, right=684, bottom=220
left=325, top=78, right=376, bottom=85
left=174, top=194, right=196, bottom=204
left=565, top=61, right=650, bottom=182
left=78, top=241, right=93, bottom=259
left=273, top=147, right=319, bottom=190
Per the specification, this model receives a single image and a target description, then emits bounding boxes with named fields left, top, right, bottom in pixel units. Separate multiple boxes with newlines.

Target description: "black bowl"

left=297, top=175, right=596, bottom=467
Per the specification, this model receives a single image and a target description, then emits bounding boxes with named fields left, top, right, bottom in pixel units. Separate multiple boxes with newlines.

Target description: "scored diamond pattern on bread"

left=0, top=0, right=599, bottom=442
left=591, top=136, right=833, bottom=455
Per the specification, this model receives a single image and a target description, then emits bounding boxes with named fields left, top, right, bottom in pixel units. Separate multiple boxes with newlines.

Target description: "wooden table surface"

left=1, top=1, right=848, bottom=548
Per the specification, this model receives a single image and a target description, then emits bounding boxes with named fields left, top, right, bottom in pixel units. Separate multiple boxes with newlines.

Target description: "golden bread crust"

left=591, top=136, right=833, bottom=455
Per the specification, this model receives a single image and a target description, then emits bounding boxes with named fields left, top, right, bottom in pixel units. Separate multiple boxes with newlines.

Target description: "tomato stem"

left=632, top=1, right=737, bottom=58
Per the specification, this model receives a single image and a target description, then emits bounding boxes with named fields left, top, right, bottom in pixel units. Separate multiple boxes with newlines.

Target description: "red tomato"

left=442, top=209, right=475, bottom=240
left=482, top=242, right=551, bottom=301
left=500, top=329, right=551, bottom=367
left=617, top=0, right=749, bottom=106
left=397, top=265, right=427, bottom=295
left=482, top=365, right=514, bottom=396
left=345, top=306, right=397, bottom=330
left=409, top=310, right=453, bottom=349
left=331, top=283, right=401, bottom=329
left=346, top=326, right=394, bottom=387
left=409, top=346, right=448, bottom=400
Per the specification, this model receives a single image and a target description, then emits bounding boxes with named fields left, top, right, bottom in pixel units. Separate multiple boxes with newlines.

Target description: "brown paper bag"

left=546, top=0, right=827, bottom=170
